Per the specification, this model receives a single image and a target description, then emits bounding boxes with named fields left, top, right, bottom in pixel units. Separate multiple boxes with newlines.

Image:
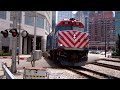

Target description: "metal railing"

left=2, top=62, right=17, bottom=79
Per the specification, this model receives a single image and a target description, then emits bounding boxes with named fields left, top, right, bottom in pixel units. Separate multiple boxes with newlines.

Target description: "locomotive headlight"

left=60, top=44, right=63, bottom=46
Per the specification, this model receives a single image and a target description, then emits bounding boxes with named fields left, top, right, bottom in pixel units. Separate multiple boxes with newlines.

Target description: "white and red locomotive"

left=47, top=18, right=89, bottom=66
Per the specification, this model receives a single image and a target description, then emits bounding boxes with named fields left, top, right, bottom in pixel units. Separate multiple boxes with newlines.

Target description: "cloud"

left=112, top=11, right=115, bottom=17
left=72, top=11, right=77, bottom=14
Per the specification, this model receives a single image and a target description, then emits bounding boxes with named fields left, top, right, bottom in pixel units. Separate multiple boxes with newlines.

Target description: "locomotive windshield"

left=55, top=26, right=83, bottom=33
left=73, top=26, right=84, bottom=31
left=56, top=26, right=72, bottom=31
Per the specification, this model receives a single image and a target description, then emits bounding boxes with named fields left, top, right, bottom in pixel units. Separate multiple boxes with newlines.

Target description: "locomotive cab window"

left=64, top=22, right=69, bottom=24
left=76, top=22, right=80, bottom=25
left=55, top=26, right=72, bottom=32
left=55, top=26, right=84, bottom=32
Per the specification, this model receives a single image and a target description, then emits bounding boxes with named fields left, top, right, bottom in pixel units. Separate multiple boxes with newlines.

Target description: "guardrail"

left=2, top=62, right=17, bottom=79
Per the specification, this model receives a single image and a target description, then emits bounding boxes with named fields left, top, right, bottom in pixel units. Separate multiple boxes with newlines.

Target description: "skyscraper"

left=82, top=11, right=89, bottom=32
left=56, top=11, right=73, bottom=23
left=89, top=11, right=115, bottom=50
left=115, top=11, right=120, bottom=40
left=52, top=11, right=56, bottom=30
left=74, top=11, right=85, bottom=26
left=73, top=11, right=90, bottom=32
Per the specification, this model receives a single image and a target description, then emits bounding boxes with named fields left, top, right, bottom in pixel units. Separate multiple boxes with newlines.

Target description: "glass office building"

left=56, top=11, right=73, bottom=23
left=115, top=11, right=120, bottom=40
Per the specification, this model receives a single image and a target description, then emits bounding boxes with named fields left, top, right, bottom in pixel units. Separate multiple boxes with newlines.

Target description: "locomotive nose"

left=58, top=30, right=89, bottom=48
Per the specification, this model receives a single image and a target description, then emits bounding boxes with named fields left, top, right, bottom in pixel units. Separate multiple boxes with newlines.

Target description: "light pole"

left=105, top=19, right=107, bottom=57
left=103, top=11, right=106, bottom=57
left=32, top=11, right=37, bottom=67
left=24, top=11, right=37, bottom=67
left=104, top=12, right=107, bottom=57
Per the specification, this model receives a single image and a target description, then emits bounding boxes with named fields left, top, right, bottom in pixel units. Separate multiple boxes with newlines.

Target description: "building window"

left=47, top=22, right=49, bottom=32
left=10, top=23, right=13, bottom=27
left=0, top=11, right=6, bottom=19
left=25, top=11, right=34, bottom=26
left=45, top=20, right=47, bottom=30
left=36, top=14, right=44, bottom=29
left=10, top=23, right=20, bottom=28
left=10, top=11, right=22, bottom=23
left=45, top=19, right=49, bottom=32
left=47, top=11, right=50, bottom=19
left=48, top=25, right=51, bottom=33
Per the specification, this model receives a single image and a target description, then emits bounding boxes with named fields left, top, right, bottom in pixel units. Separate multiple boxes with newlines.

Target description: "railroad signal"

left=9, top=29, right=18, bottom=37
left=1, top=29, right=8, bottom=38
left=21, top=30, right=28, bottom=38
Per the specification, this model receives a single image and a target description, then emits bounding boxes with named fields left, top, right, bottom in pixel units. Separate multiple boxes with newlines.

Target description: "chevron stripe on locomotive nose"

left=78, top=36, right=89, bottom=48
left=75, top=33, right=89, bottom=48
left=58, top=32, right=74, bottom=47
left=58, top=30, right=89, bottom=48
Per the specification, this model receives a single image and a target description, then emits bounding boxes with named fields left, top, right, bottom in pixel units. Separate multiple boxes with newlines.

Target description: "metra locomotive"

left=47, top=18, right=89, bottom=66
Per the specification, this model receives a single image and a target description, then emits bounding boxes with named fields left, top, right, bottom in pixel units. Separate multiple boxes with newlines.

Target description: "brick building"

left=89, top=11, right=115, bottom=50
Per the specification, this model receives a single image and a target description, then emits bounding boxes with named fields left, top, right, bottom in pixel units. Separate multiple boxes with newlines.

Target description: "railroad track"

left=45, top=58, right=120, bottom=79
left=67, top=67, right=99, bottom=79
left=45, top=65, right=120, bottom=79
left=92, top=62, right=120, bottom=71
left=46, top=66, right=101, bottom=79
left=97, top=59, right=120, bottom=63
left=67, top=67, right=119, bottom=79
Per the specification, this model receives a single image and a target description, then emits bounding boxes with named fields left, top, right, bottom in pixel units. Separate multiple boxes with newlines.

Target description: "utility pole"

left=17, top=11, right=22, bottom=64
left=105, top=20, right=107, bottom=57
left=32, top=11, right=37, bottom=67
left=104, top=11, right=107, bottom=57
left=11, top=11, right=17, bottom=73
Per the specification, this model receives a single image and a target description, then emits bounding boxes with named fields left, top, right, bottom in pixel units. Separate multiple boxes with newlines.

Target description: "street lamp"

left=24, top=11, right=37, bottom=67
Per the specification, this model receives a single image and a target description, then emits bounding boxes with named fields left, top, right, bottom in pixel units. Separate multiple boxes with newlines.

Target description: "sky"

left=56, top=11, right=115, bottom=23
left=72, top=11, right=115, bottom=17
left=113, top=11, right=115, bottom=17
left=72, top=11, right=77, bottom=14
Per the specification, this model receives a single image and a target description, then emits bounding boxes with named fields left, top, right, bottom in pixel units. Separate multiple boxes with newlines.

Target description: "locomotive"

left=46, top=18, right=89, bottom=66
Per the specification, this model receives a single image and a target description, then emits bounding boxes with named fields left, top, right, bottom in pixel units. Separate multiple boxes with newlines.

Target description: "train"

left=46, top=18, right=89, bottom=66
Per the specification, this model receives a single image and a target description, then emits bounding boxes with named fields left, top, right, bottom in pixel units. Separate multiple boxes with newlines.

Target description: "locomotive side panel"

left=46, top=32, right=55, bottom=51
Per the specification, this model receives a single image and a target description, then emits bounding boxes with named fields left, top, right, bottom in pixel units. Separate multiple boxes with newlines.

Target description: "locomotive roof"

left=56, top=19, right=84, bottom=28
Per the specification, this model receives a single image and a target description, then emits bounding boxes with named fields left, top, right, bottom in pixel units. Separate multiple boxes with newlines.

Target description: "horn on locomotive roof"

left=69, top=18, right=75, bottom=20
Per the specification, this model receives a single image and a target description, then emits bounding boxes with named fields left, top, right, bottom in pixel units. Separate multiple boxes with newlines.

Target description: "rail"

left=2, top=62, right=17, bottom=79
left=111, top=56, right=120, bottom=58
